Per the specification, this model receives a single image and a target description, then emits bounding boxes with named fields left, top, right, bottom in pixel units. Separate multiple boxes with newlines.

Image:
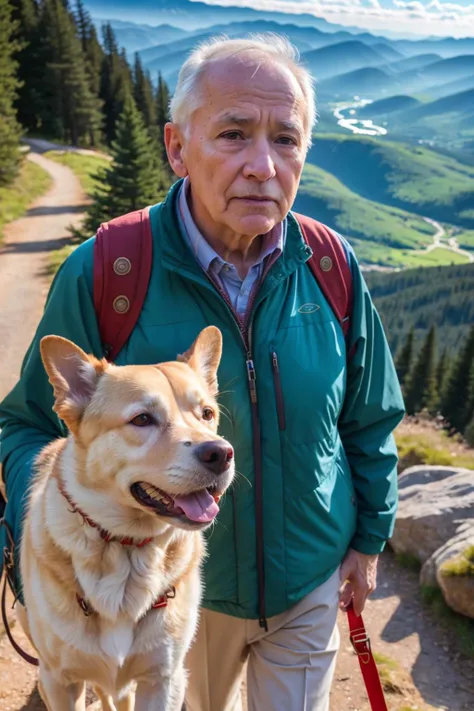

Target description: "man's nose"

left=243, top=142, right=276, bottom=181
left=195, top=441, right=234, bottom=475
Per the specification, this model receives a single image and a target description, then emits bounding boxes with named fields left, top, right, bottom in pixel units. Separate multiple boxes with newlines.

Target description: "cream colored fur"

left=19, top=326, right=234, bottom=711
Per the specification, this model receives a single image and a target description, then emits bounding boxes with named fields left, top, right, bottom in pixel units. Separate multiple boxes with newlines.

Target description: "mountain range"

left=84, top=0, right=474, bottom=269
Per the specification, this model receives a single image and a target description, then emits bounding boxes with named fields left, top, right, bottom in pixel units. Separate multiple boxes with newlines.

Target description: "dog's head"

left=40, top=327, right=234, bottom=531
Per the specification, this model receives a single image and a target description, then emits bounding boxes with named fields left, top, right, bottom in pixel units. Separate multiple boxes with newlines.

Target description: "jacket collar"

left=154, top=179, right=312, bottom=295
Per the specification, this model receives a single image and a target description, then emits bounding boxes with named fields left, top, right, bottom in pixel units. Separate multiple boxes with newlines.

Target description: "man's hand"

left=339, top=549, right=378, bottom=616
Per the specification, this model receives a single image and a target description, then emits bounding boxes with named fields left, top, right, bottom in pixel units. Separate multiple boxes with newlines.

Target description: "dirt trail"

left=0, top=149, right=86, bottom=400
left=0, top=154, right=473, bottom=711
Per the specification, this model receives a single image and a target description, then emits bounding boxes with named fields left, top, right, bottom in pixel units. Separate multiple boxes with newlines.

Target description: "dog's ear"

left=178, top=326, right=222, bottom=396
left=40, top=336, right=107, bottom=431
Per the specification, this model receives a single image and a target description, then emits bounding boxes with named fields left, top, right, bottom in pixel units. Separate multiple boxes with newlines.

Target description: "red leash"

left=346, top=603, right=388, bottom=711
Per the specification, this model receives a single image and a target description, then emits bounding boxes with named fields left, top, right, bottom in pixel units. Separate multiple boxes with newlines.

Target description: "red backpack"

left=93, top=207, right=354, bottom=362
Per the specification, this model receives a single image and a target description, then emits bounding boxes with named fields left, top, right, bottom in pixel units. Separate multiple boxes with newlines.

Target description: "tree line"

left=1, top=0, right=173, bottom=228
left=395, top=323, right=474, bottom=446
left=365, top=263, right=474, bottom=356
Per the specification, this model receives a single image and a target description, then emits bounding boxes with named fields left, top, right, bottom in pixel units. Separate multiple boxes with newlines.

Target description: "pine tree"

left=78, top=94, right=169, bottom=237
left=440, top=325, right=474, bottom=432
left=463, top=360, right=474, bottom=437
left=465, top=414, right=474, bottom=448
left=0, top=0, right=22, bottom=185
left=404, top=326, right=437, bottom=416
left=395, top=327, right=414, bottom=388
left=41, top=0, right=102, bottom=145
left=133, top=53, right=156, bottom=129
left=100, top=23, right=133, bottom=144
left=155, top=71, right=170, bottom=163
left=436, top=349, right=449, bottom=394
left=9, top=0, right=45, bottom=132
left=75, top=0, right=104, bottom=99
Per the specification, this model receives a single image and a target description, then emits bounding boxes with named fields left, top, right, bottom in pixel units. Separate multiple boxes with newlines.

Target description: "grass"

left=44, top=150, right=110, bottom=194
left=43, top=150, right=111, bottom=276
left=440, top=546, right=474, bottom=577
left=0, top=158, right=51, bottom=243
left=395, top=420, right=474, bottom=471
left=372, top=653, right=405, bottom=696
left=296, top=163, right=474, bottom=268
left=48, top=243, right=78, bottom=276
left=306, top=133, right=474, bottom=228
left=295, top=163, right=442, bottom=267
left=450, top=225, right=474, bottom=250
left=421, top=585, right=474, bottom=658
left=395, top=552, right=421, bottom=573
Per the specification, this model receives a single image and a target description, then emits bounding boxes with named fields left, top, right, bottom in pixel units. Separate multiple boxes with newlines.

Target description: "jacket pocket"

left=271, top=351, right=286, bottom=431
left=202, top=490, right=239, bottom=604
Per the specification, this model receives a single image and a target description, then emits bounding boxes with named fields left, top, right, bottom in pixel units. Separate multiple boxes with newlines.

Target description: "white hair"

left=169, top=34, right=316, bottom=147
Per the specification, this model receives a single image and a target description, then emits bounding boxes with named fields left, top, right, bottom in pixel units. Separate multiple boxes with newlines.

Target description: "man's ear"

left=40, top=336, right=107, bottom=432
left=178, top=327, right=223, bottom=396
left=164, top=122, right=189, bottom=179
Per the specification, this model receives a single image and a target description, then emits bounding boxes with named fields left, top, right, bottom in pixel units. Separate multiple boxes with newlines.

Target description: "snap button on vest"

left=113, top=257, right=132, bottom=275
left=320, top=256, right=332, bottom=272
left=113, top=295, right=130, bottom=313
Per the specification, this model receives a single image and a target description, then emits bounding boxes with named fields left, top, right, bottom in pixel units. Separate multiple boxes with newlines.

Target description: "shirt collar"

left=177, top=176, right=285, bottom=274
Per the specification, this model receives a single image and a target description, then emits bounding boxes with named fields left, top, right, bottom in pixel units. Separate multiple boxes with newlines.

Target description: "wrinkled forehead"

left=197, top=54, right=308, bottom=125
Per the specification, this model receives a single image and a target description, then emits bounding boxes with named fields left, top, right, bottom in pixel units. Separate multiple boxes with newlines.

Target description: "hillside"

left=294, top=164, right=443, bottom=267
left=301, top=40, right=386, bottom=80
left=318, top=66, right=397, bottom=97
left=384, top=53, right=440, bottom=72
left=405, top=88, right=474, bottom=119
left=305, top=134, right=474, bottom=228
left=365, top=263, right=474, bottom=354
left=358, top=95, right=420, bottom=116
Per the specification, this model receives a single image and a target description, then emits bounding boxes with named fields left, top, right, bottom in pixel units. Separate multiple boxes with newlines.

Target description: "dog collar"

left=57, top=478, right=153, bottom=548
left=76, top=586, right=176, bottom=617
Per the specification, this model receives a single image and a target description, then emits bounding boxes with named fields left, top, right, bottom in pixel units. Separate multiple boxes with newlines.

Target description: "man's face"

left=165, top=55, right=309, bottom=241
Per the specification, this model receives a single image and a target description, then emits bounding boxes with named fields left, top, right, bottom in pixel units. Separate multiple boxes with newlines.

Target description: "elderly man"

left=0, top=35, right=404, bottom=711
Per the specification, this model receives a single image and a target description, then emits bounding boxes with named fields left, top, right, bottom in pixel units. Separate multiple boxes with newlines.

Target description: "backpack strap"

left=93, top=207, right=153, bottom=361
left=294, top=213, right=354, bottom=340
left=92, top=207, right=353, bottom=361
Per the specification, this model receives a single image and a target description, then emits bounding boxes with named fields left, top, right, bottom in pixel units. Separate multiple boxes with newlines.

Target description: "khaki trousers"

left=185, top=569, right=340, bottom=711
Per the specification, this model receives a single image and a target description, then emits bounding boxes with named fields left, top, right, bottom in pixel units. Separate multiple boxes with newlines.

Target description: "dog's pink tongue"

left=173, top=490, right=220, bottom=522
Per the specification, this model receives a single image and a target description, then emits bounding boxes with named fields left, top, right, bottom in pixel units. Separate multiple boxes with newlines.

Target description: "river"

left=333, top=97, right=387, bottom=136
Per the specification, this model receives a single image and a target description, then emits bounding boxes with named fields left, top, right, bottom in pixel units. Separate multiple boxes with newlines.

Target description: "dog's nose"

left=196, top=441, right=234, bottom=475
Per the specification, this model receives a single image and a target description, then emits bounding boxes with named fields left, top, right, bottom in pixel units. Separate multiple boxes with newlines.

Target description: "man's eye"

left=130, top=413, right=156, bottom=427
left=277, top=136, right=297, bottom=145
left=220, top=131, right=243, bottom=140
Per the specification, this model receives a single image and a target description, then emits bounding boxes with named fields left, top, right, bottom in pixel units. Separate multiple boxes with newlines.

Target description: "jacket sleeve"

left=0, top=237, right=102, bottom=576
left=338, top=248, right=405, bottom=555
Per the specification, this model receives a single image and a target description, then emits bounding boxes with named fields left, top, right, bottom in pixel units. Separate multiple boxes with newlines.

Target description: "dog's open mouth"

left=130, top=482, right=221, bottom=523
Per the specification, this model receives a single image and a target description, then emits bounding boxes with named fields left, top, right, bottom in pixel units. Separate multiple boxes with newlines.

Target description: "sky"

left=201, top=0, right=474, bottom=38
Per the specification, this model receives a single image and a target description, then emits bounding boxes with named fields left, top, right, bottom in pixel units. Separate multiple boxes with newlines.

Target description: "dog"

left=19, top=326, right=235, bottom=711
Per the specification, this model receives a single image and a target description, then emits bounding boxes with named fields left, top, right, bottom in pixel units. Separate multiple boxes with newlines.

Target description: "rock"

left=420, top=522, right=474, bottom=587
left=390, top=466, right=474, bottom=564
left=390, top=465, right=474, bottom=618
left=438, top=572, right=474, bottom=619
left=436, top=537, right=474, bottom=619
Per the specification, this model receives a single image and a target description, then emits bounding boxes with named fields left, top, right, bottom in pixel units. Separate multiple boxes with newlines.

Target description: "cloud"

left=199, top=0, right=474, bottom=36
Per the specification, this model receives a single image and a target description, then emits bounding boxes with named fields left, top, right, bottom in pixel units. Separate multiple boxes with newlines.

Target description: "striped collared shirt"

left=177, top=177, right=286, bottom=316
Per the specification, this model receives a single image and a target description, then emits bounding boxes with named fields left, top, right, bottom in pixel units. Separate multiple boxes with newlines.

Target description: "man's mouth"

left=130, top=482, right=221, bottom=523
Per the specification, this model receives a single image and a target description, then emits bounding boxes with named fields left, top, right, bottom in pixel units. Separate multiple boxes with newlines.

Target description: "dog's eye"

left=130, top=413, right=155, bottom=427
left=202, top=407, right=214, bottom=421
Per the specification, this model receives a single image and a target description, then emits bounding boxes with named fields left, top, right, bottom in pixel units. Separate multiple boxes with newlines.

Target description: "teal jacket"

left=0, top=180, right=405, bottom=620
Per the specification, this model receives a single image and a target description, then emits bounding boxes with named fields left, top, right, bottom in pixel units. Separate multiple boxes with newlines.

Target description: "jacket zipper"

left=271, top=351, right=286, bottom=431
left=246, top=325, right=267, bottom=630
left=198, top=274, right=268, bottom=630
